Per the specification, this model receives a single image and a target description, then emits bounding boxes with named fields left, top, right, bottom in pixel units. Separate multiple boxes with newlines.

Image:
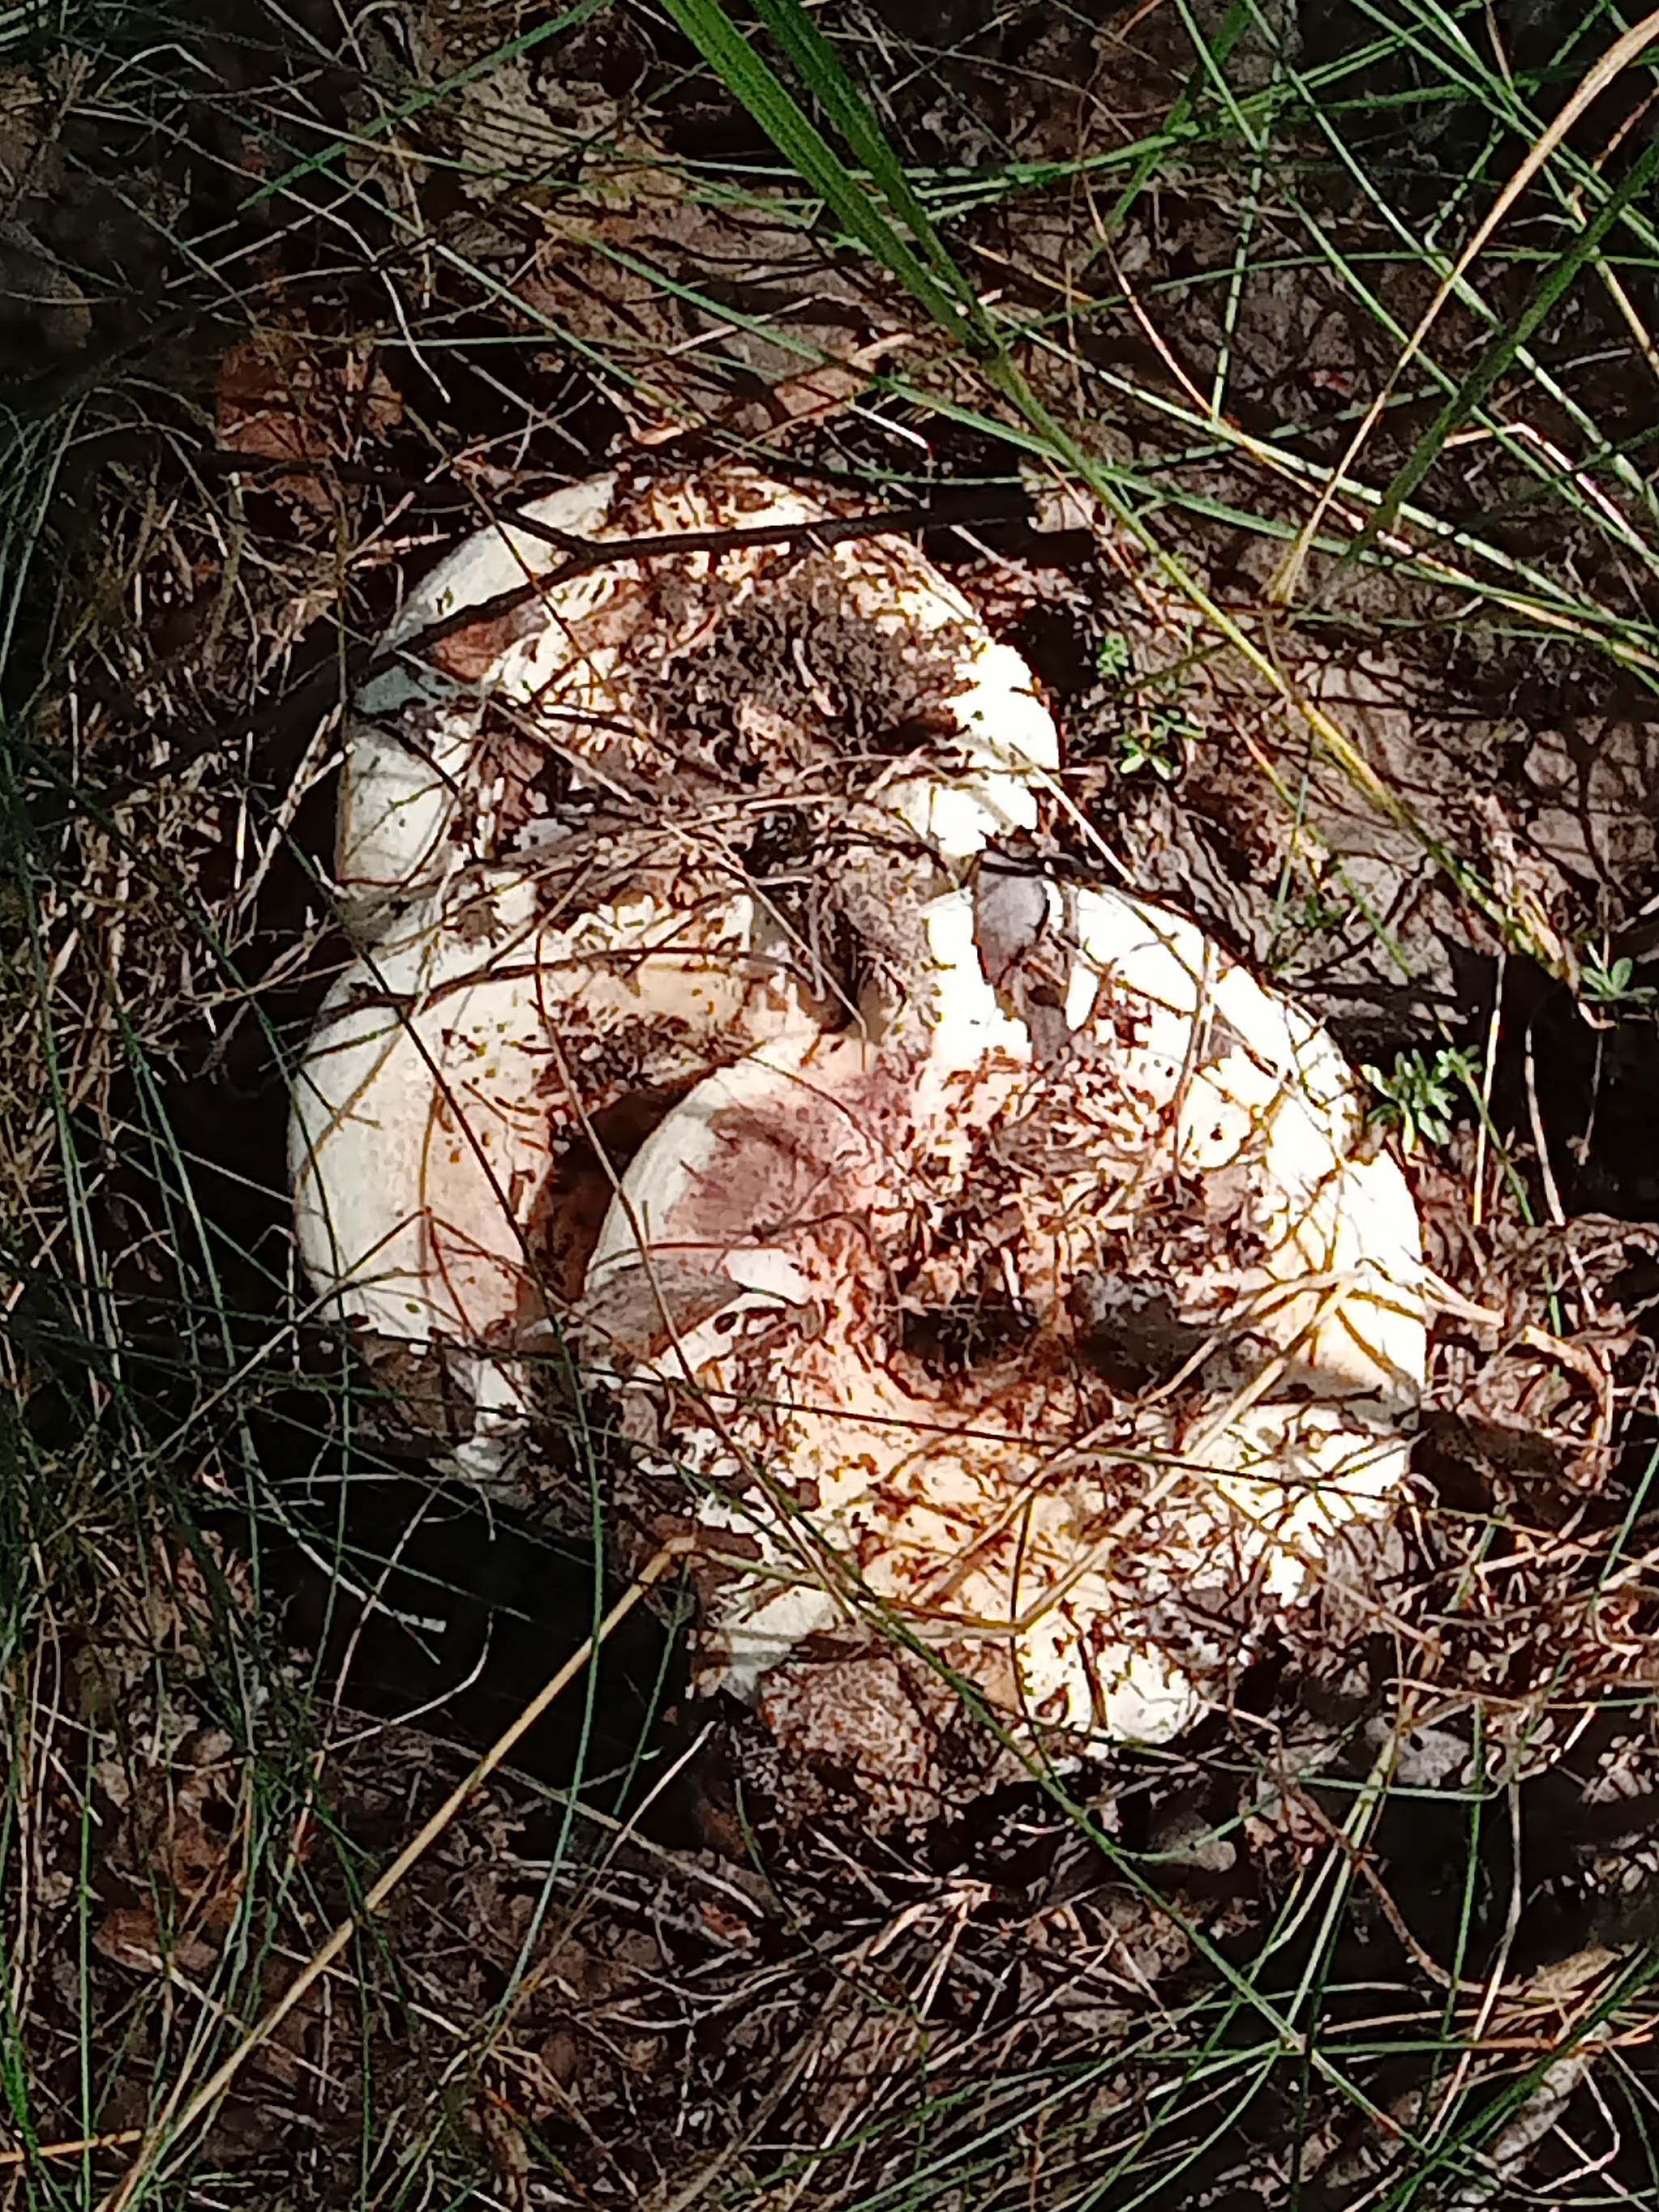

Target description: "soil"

left=12, top=0, right=1659, bottom=2204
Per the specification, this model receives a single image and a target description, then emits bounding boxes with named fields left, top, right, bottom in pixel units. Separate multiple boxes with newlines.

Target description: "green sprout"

left=1294, top=887, right=1349, bottom=936
left=1094, top=629, right=1134, bottom=682
left=1361, top=1046, right=1473, bottom=1156
left=1113, top=709, right=1190, bottom=782
left=1093, top=631, right=1196, bottom=782
left=1579, top=949, right=1655, bottom=1012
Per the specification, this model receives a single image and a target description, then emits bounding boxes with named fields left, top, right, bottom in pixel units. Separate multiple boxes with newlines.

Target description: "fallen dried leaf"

left=215, top=322, right=402, bottom=510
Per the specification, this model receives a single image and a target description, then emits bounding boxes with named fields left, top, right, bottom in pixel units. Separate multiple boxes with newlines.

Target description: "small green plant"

left=1093, top=631, right=1196, bottom=781
left=1361, top=1046, right=1473, bottom=1156
left=1579, top=948, right=1655, bottom=1013
left=1094, top=629, right=1134, bottom=682
left=1294, top=887, right=1349, bottom=937
left=1114, top=709, right=1190, bottom=781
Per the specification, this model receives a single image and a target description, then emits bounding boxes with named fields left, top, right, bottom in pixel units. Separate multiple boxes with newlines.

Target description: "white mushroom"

left=579, top=878, right=1423, bottom=1749
left=295, top=467, right=1063, bottom=1470
left=288, top=876, right=815, bottom=1473
left=337, top=465, right=1061, bottom=914
left=339, top=473, right=621, bottom=909
left=289, top=463, right=1425, bottom=1759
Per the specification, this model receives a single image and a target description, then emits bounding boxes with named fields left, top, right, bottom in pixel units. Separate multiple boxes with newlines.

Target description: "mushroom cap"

left=290, top=872, right=812, bottom=1345
left=289, top=464, right=1424, bottom=1754
left=337, top=467, right=1061, bottom=923
left=578, top=880, right=1423, bottom=1748
left=296, top=464, right=1066, bottom=1457
left=339, top=472, right=622, bottom=906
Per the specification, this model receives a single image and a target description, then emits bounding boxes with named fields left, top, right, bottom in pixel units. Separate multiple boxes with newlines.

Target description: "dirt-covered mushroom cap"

left=288, top=873, right=815, bottom=1475
left=292, top=467, right=1065, bottom=1473
left=290, top=463, right=1423, bottom=1756
left=338, top=465, right=1061, bottom=919
left=578, top=878, right=1423, bottom=1750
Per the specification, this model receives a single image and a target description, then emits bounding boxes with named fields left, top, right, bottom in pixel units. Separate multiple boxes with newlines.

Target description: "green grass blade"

left=746, top=0, right=995, bottom=339
left=655, top=0, right=979, bottom=344
left=1337, top=121, right=1659, bottom=590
